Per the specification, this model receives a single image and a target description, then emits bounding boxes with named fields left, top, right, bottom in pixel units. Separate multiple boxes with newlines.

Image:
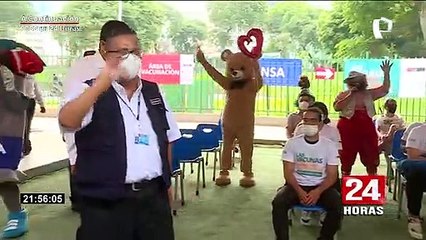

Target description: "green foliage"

left=207, top=1, right=267, bottom=49
left=317, top=3, right=357, bottom=56
left=317, top=1, right=426, bottom=58
left=52, top=2, right=116, bottom=57
left=123, top=1, right=166, bottom=51
left=0, top=1, right=35, bottom=37
left=170, top=20, right=207, bottom=54
left=52, top=1, right=165, bottom=57
left=265, top=2, right=324, bottom=58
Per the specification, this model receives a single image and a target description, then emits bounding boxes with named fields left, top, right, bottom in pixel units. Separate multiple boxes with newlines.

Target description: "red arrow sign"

left=315, top=67, right=335, bottom=80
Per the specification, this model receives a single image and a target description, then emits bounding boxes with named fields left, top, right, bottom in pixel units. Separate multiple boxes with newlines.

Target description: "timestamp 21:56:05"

left=20, top=193, right=66, bottom=204
left=21, top=25, right=83, bottom=32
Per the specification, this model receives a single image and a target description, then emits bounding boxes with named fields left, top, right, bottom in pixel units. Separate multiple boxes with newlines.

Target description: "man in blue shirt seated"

left=272, top=107, right=343, bottom=240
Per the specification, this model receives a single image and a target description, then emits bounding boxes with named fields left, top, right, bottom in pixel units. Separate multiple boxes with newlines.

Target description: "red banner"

left=141, top=54, right=180, bottom=84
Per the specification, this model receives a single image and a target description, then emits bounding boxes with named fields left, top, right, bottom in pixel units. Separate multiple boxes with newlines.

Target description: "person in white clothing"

left=272, top=107, right=342, bottom=240
left=61, top=50, right=98, bottom=212
left=22, top=74, right=45, bottom=155
left=398, top=124, right=426, bottom=239
left=402, top=122, right=424, bottom=150
left=293, top=101, right=341, bottom=226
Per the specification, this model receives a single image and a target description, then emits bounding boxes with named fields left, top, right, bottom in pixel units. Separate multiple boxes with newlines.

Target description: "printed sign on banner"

left=344, top=59, right=400, bottom=97
left=140, top=54, right=194, bottom=85
left=179, top=54, right=195, bottom=85
left=259, top=58, right=302, bottom=86
left=398, top=59, right=426, bottom=98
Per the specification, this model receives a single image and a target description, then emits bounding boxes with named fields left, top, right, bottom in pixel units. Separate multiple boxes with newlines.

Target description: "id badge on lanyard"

left=115, top=91, right=150, bottom=146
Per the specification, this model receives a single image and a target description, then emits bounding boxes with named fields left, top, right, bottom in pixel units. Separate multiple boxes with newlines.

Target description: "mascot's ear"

left=221, top=49, right=232, bottom=61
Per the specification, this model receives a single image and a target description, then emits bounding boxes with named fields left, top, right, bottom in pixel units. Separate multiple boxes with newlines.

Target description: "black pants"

left=272, top=185, right=343, bottom=240
left=76, top=178, right=174, bottom=240
left=68, top=163, right=81, bottom=210
left=400, top=160, right=426, bottom=216
left=23, top=98, right=36, bottom=154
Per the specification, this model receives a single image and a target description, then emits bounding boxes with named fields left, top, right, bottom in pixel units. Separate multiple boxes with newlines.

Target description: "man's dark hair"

left=100, top=20, right=136, bottom=41
left=312, top=101, right=330, bottom=124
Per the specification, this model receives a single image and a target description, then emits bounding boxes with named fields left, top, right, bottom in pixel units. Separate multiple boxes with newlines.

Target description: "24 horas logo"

left=342, top=175, right=386, bottom=216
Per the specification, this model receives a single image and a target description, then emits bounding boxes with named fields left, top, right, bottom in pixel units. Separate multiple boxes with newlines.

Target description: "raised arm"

left=369, top=60, right=392, bottom=100
left=59, top=58, right=119, bottom=129
left=253, top=59, right=263, bottom=92
left=196, top=47, right=229, bottom=90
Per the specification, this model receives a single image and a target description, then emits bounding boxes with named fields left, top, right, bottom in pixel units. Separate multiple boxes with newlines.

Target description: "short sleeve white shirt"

left=406, top=125, right=426, bottom=153
left=282, top=135, right=339, bottom=186
left=402, top=122, right=424, bottom=141
left=60, top=53, right=105, bottom=165
left=61, top=53, right=181, bottom=183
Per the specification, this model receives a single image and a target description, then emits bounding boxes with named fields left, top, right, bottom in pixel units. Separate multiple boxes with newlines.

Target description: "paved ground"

left=0, top=147, right=414, bottom=240
left=18, top=117, right=286, bottom=178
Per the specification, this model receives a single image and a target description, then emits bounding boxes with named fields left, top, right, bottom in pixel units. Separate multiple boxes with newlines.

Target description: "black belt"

left=124, top=176, right=163, bottom=192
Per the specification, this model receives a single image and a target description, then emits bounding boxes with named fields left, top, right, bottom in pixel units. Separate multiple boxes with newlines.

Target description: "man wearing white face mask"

left=272, top=107, right=342, bottom=240
left=59, top=20, right=181, bottom=240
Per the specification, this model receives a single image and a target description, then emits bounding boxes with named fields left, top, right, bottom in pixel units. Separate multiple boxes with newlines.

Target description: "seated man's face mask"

left=300, top=124, right=319, bottom=137
left=118, top=53, right=141, bottom=82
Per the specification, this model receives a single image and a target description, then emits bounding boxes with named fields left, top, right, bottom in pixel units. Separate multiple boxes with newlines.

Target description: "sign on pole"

left=259, top=58, right=302, bottom=86
left=399, top=59, right=426, bottom=98
left=315, top=67, right=335, bottom=80
left=140, top=54, right=195, bottom=85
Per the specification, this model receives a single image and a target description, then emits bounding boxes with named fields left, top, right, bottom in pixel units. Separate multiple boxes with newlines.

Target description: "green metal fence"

left=36, top=55, right=426, bottom=123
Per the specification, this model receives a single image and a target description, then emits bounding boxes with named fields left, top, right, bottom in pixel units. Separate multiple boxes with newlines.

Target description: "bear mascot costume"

left=195, top=28, right=264, bottom=188
left=0, top=39, right=45, bottom=238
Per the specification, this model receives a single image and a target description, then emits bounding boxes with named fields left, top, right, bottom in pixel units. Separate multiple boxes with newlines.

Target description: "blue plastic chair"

left=289, top=204, right=339, bottom=239
left=174, top=129, right=206, bottom=198
left=388, top=129, right=407, bottom=201
left=195, top=124, right=221, bottom=180
left=388, top=128, right=407, bottom=219
left=171, top=145, right=183, bottom=216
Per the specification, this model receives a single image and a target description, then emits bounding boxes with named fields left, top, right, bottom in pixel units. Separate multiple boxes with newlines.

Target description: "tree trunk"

left=418, top=1, right=426, bottom=42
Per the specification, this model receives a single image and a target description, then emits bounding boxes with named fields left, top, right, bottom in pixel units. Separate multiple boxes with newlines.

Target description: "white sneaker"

left=408, top=216, right=423, bottom=239
left=300, top=211, right=312, bottom=226
left=319, top=211, right=326, bottom=226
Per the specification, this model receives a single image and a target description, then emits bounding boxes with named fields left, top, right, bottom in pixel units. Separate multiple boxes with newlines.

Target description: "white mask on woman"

left=298, top=101, right=309, bottom=110
left=118, top=54, right=141, bottom=81
left=300, top=124, right=318, bottom=137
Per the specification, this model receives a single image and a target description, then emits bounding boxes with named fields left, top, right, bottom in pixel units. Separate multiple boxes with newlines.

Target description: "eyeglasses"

left=106, top=48, right=142, bottom=59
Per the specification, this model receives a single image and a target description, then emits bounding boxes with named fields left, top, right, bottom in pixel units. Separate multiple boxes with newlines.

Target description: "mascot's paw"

left=239, top=173, right=255, bottom=188
left=215, top=170, right=231, bottom=186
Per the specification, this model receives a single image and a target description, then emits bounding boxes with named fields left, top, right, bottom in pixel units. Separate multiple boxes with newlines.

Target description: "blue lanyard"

left=114, top=91, right=141, bottom=121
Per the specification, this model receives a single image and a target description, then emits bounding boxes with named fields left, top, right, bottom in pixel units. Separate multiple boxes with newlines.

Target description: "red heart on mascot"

left=237, top=28, right=263, bottom=59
